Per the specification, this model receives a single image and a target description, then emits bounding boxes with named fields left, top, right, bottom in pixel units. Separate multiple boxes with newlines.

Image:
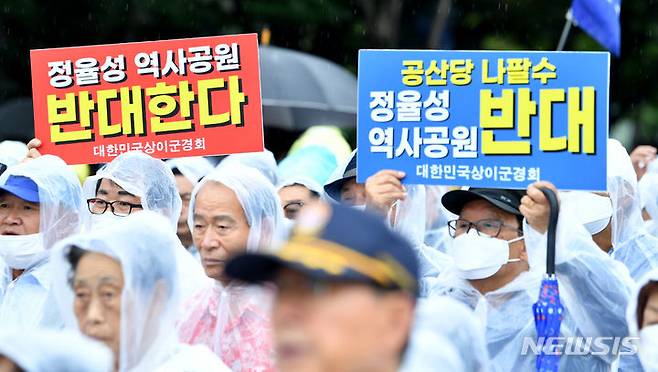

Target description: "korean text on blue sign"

left=356, top=50, right=609, bottom=190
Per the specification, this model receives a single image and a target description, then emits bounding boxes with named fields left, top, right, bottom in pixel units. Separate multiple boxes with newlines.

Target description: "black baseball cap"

left=441, top=187, right=526, bottom=217
left=225, top=202, right=419, bottom=295
left=323, top=150, right=357, bottom=202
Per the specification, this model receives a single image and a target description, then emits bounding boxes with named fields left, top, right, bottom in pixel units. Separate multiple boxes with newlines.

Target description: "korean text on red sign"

left=30, top=33, right=263, bottom=164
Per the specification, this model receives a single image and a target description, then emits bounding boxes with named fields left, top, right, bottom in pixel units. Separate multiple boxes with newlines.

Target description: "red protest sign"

left=30, top=33, right=263, bottom=165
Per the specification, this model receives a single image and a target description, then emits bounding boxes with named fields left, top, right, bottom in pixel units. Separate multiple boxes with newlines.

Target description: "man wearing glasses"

left=427, top=182, right=636, bottom=371
left=442, top=187, right=527, bottom=294
left=87, top=181, right=143, bottom=218
left=81, top=151, right=207, bottom=306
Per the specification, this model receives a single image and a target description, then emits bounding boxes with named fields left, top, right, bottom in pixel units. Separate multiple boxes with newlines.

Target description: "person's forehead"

left=460, top=199, right=510, bottom=220
left=274, top=268, right=378, bottom=295
left=75, top=252, right=124, bottom=282
left=194, top=182, right=243, bottom=213
left=340, top=178, right=360, bottom=192
left=98, top=178, right=130, bottom=194
left=0, top=190, right=40, bottom=206
left=274, top=267, right=307, bottom=282
left=279, top=184, right=311, bottom=200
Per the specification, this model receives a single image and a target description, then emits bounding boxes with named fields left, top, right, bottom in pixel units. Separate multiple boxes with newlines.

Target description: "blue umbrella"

left=532, top=188, right=564, bottom=372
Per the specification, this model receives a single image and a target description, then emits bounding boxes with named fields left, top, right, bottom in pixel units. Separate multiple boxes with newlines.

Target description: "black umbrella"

left=259, top=45, right=357, bottom=130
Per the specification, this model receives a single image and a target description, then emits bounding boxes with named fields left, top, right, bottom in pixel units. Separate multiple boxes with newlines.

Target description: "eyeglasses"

left=87, top=198, right=143, bottom=217
left=447, top=218, right=522, bottom=238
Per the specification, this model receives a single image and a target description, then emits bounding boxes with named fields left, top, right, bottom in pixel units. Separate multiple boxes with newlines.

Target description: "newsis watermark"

left=521, top=336, right=640, bottom=356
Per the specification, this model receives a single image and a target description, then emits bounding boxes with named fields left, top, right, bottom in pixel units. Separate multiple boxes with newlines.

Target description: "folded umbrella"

left=532, top=187, right=565, bottom=372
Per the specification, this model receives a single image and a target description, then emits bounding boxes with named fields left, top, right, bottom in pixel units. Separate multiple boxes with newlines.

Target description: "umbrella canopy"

left=532, top=188, right=564, bottom=372
left=259, top=45, right=356, bottom=130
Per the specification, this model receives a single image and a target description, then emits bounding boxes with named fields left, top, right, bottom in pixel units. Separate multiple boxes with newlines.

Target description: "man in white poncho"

left=427, top=181, right=635, bottom=371
left=81, top=151, right=208, bottom=302
left=0, top=155, right=84, bottom=329
left=177, top=163, right=283, bottom=371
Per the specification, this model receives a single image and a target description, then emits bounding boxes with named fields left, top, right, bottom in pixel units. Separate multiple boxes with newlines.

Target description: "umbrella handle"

left=539, top=187, right=559, bottom=275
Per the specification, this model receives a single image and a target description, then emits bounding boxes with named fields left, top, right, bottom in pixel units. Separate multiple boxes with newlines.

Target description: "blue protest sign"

left=357, top=50, right=609, bottom=191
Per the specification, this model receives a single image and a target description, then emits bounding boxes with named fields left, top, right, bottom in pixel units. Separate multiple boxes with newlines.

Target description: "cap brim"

left=225, top=251, right=373, bottom=285
left=323, top=175, right=355, bottom=202
left=441, top=189, right=521, bottom=216
left=0, top=185, right=39, bottom=203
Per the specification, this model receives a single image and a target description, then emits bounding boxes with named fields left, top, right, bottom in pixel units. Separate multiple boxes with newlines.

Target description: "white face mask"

left=0, top=233, right=46, bottom=269
left=449, top=230, right=524, bottom=280
left=561, top=192, right=612, bottom=235
left=88, top=212, right=124, bottom=231
left=639, top=324, right=658, bottom=371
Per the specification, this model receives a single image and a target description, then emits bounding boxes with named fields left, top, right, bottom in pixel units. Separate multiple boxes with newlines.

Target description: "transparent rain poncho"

left=626, top=270, right=658, bottom=371
left=0, top=329, right=113, bottom=372
left=390, top=185, right=452, bottom=293
left=0, top=140, right=28, bottom=167
left=0, top=155, right=84, bottom=329
left=277, top=145, right=338, bottom=196
left=400, top=331, right=464, bottom=372
left=81, top=151, right=208, bottom=305
left=166, top=156, right=214, bottom=185
left=178, top=164, right=283, bottom=371
left=218, top=149, right=279, bottom=186
left=0, top=155, right=85, bottom=251
left=426, top=206, right=635, bottom=371
left=82, top=151, right=182, bottom=229
left=400, top=297, right=489, bottom=372
left=52, top=212, right=229, bottom=372
left=639, top=161, right=658, bottom=238
left=424, top=185, right=456, bottom=254
left=606, top=139, right=658, bottom=281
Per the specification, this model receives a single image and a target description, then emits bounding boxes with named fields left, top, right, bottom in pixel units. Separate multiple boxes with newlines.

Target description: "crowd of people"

left=0, top=130, right=657, bottom=372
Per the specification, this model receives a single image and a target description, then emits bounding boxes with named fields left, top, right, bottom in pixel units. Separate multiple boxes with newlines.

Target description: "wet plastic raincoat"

left=177, top=164, right=283, bottom=371
left=400, top=296, right=489, bottom=372
left=606, top=140, right=658, bottom=281
left=0, top=155, right=84, bottom=329
left=52, top=212, right=229, bottom=372
left=427, top=208, right=635, bottom=371
left=81, top=151, right=208, bottom=303
left=0, top=329, right=113, bottom=372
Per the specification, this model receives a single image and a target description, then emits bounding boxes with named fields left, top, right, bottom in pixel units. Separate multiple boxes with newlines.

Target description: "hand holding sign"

left=365, top=169, right=407, bottom=216
left=357, top=50, right=609, bottom=191
left=520, top=181, right=560, bottom=234
left=24, top=138, right=43, bottom=162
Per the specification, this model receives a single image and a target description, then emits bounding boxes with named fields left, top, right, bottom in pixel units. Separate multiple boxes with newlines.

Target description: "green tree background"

left=1, top=0, right=656, bottom=147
